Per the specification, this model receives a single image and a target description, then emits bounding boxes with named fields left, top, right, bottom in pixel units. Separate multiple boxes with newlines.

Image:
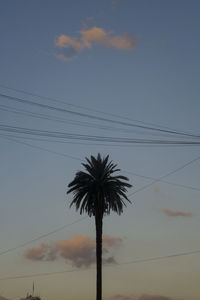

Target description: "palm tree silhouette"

left=67, top=154, right=132, bottom=300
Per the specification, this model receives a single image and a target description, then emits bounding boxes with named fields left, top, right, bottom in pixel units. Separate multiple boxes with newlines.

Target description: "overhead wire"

left=0, top=83, right=197, bottom=134
left=0, top=135, right=199, bottom=279
left=1, top=88, right=200, bottom=277
left=1, top=134, right=200, bottom=193
left=0, top=134, right=82, bottom=161
left=0, top=134, right=199, bottom=259
left=0, top=217, right=87, bottom=257
left=0, top=104, right=150, bottom=136
left=1, top=104, right=193, bottom=140
left=0, top=92, right=200, bottom=139
left=128, top=154, right=200, bottom=197
left=1, top=123, right=200, bottom=145
left=124, top=170, right=200, bottom=192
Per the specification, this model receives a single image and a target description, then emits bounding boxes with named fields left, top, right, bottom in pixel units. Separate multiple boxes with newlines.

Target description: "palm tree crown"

left=67, top=153, right=132, bottom=217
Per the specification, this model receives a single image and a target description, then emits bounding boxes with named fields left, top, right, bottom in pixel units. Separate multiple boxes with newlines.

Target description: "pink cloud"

left=139, top=295, right=171, bottom=300
left=25, top=235, right=122, bottom=268
left=108, top=295, right=180, bottom=300
left=162, top=208, right=193, bottom=217
left=0, top=297, right=12, bottom=300
left=55, top=26, right=137, bottom=61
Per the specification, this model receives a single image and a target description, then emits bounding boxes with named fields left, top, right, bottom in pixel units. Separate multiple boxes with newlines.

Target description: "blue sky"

left=0, top=1, right=200, bottom=300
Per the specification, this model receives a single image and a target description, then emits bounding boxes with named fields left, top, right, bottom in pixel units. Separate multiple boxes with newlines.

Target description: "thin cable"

left=1, top=123, right=200, bottom=145
left=1, top=135, right=200, bottom=193
left=0, top=83, right=197, bottom=134
left=117, top=249, right=200, bottom=266
left=124, top=170, right=200, bottom=192
left=128, top=155, right=200, bottom=197
left=1, top=92, right=199, bottom=138
left=0, top=134, right=82, bottom=161
left=0, top=134, right=200, bottom=263
left=2, top=133, right=200, bottom=148
left=2, top=104, right=190, bottom=139
left=0, top=217, right=87, bottom=257
left=0, top=104, right=151, bottom=136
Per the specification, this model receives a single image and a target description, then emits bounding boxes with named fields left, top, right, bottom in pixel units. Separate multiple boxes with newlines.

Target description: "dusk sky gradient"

left=0, top=1, right=200, bottom=300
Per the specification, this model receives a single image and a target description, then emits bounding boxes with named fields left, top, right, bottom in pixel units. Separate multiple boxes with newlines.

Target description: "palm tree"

left=67, top=154, right=132, bottom=300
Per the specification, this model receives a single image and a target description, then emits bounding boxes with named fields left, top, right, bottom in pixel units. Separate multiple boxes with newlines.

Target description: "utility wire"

left=128, top=155, right=200, bottom=197
left=2, top=133, right=200, bottom=148
left=0, top=104, right=149, bottom=136
left=1, top=123, right=200, bottom=145
left=124, top=170, right=200, bottom=192
left=117, top=249, right=200, bottom=266
left=0, top=248, right=199, bottom=281
left=0, top=92, right=199, bottom=139
left=0, top=217, right=87, bottom=257
left=1, top=104, right=189, bottom=139
left=0, top=136, right=199, bottom=260
left=0, top=87, right=199, bottom=281
left=1, top=135, right=200, bottom=193
left=0, top=83, right=196, bottom=134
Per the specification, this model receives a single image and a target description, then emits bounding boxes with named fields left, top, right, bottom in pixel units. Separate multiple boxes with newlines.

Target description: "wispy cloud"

left=108, top=294, right=179, bottom=300
left=162, top=208, right=193, bottom=217
left=55, top=26, right=137, bottom=61
left=25, top=235, right=122, bottom=268
left=139, top=295, right=172, bottom=300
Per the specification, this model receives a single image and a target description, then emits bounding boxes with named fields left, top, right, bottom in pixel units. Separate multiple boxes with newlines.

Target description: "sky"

left=0, top=1, right=200, bottom=300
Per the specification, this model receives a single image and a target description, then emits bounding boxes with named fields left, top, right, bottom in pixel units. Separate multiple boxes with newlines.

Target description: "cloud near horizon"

left=55, top=26, right=137, bottom=61
left=0, top=297, right=11, bottom=300
left=25, top=235, right=122, bottom=267
left=108, top=294, right=180, bottom=300
left=139, top=295, right=172, bottom=300
left=162, top=208, right=193, bottom=217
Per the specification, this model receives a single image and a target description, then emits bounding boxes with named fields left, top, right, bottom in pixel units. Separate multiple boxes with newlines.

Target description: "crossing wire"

left=1, top=123, right=200, bottom=145
left=0, top=92, right=200, bottom=139
left=0, top=135, right=199, bottom=257
left=1, top=134, right=200, bottom=194
left=0, top=83, right=197, bottom=135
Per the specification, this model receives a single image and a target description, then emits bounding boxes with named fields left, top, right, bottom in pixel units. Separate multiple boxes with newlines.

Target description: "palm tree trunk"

left=95, top=215, right=103, bottom=300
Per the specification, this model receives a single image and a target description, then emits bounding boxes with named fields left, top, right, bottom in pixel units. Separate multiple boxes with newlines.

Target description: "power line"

left=0, top=269, right=79, bottom=281
left=128, top=154, right=200, bottom=197
left=0, top=104, right=153, bottom=136
left=1, top=123, right=200, bottom=145
left=0, top=83, right=197, bottom=135
left=0, top=248, right=199, bottom=281
left=0, top=134, right=82, bottom=161
left=2, top=104, right=191, bottom=140
left=0, top=217, right=87, bottom=257
left=1, top=135, right=200, bottom=194
left=0, top=86, right=199, bottom=282
left=124, top=170, right=200, bottom=192
left=1, top=92, right=199, bottom=139
left=0, top=135, right=199, bottom=261
left=2, top=133, right=200, bottom=149
left=117, top=249, right=200, bottom=266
